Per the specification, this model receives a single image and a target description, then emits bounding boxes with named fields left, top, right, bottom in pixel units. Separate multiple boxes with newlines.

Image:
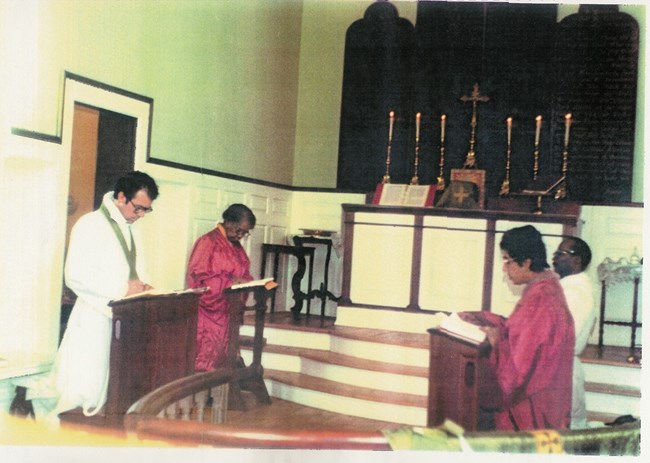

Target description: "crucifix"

left=460, top=83, right=489, bottom=168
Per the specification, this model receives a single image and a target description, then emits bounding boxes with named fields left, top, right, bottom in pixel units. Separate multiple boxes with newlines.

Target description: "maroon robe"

left=473, top=270, right=575, bottom=431
left=186, top=225, right=253, bottom=371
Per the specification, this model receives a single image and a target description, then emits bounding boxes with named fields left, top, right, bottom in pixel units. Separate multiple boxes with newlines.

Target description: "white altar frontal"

left=338, top=201, right=581, bottom=324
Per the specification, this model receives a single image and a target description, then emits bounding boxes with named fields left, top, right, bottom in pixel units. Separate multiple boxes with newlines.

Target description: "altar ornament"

left=410, top=112, right=421, bottom=185
left=533, top=115, right=542, bottom=181
left=437, top=114, right=446, bottom=191
left=499, top=117, right=512, bottom=196
left=460, top=83, right=490, bottom=168
left=382, top=111, right=395, bottom=184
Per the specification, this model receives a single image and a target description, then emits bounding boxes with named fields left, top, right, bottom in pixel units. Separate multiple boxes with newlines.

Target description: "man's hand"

left=126, top=279, right=150, bottom=296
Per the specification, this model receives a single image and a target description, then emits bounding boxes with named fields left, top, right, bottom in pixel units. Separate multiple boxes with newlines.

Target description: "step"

left=263, top=369, right=428, bottom=427
left=241, top=321, right=431, bottom=368
left=241, top=344, right=428, bottom=396
left=335, top=305, right=445, bottom=333
left=580, top=345, right=641, bottom=389
left=585, top=382, right=641, bottom=417
left=242, top=313, right=641, bottom=426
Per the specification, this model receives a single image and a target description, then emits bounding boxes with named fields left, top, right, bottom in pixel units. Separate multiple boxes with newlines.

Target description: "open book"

left=372, top=183, right=436, bottom=207
left=230, top=277, right=278, bottom=291
left=114, top=286, right=209, bottom=302
left=437, top=312, right=487, bottom=345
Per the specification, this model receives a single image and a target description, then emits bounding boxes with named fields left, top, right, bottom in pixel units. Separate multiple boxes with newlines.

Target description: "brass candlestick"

left=533, top=115, right=541, bottom=181
left=382, top=111, right=395, bottom=184
left=500, top=117, right=512, bottom=196
left=437, top=114, right=446, bottom=190
left=555, top=113, right=572, bottom=199
left=410, top=112, right=421, bottom=185
left=460, top=83, right=489, bottom=168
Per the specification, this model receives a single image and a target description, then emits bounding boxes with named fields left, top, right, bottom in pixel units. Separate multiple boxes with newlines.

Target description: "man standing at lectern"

left=28, top=171, right=159, bottom=422
left=462, top=225, right=575, bottom=431
left=553, top=236, right=596, bottom=429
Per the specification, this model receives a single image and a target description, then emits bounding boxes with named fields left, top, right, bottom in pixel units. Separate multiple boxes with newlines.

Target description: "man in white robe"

left=552, top=236, right=596, bottom=430
left=28, top=171, right=159, bottom=422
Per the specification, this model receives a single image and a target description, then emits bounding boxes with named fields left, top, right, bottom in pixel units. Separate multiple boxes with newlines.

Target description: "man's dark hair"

left=563, top=236, right=592, bottom=271
left=222, top=203, right=256, bottom=228
left=500, top=225, right=549, bottom=272
left=113, top=171, right=159, bottom=201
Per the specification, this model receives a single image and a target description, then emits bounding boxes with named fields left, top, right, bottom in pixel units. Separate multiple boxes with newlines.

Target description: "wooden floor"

left=225, top=392, right=404, bottom=432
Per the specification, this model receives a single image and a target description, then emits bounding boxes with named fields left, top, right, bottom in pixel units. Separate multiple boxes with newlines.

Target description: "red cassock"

left=479, top=270, right=575, bottom=431
left=186, top=227, right=253, bottom=371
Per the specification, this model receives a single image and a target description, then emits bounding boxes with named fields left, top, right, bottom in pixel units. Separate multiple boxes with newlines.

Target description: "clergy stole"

left=100, top=204, right=139, bottom=280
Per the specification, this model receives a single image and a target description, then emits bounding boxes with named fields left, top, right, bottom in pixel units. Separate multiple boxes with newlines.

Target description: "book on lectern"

left=437, top=312, right=487, bottom=345
left=114, top=286, right=209, bottom=302
left=372, top=183, right=436, bottom=207
left=230, top=277, right=278, bottom=291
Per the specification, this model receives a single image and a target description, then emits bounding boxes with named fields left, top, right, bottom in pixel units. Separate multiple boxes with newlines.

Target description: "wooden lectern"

left=61, top=291, right=202, bottom=428
left=223, top=283, right=276, bottom=411
left=427, top=328, right=501, bottom=431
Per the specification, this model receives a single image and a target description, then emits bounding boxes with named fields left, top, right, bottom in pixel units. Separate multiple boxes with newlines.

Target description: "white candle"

left=415, top=112, right=421, bottom=140
left=507, top=117, right=512, bottom=145
left=440, top=114, right=446, bottom=143
left=535, top=115, right=542, bottom=145
left=564, top=113, right=572, bottom=147
left=388, top=111, right=395, bottom=141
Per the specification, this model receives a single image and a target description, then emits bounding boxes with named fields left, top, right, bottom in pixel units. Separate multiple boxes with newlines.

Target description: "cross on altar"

left=460, top=83, right=489, bottom=168
left=452, top=184, right=471, bottom=203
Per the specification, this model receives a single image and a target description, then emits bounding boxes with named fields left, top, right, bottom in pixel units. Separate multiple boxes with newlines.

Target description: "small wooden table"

left=260, top=244, right=315, bottom=319
left=293, top=235, right=341, bottom=319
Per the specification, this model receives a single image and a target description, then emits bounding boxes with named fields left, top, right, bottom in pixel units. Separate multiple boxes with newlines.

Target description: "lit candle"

left=564, top=113, right=572, bottom=147
left=440, top=114, right=446, bottom=143
left=535, top=115, right=542, bottom=145
left=388, top=111, right=395, bottom=141
left=506, top=117, right=512, bottom=145
left=415, top=112, right=421, bottom=140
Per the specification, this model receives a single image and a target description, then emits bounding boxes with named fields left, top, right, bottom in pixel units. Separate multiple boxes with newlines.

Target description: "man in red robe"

left=462, top=225, right=575, bottom=431
left=186, top=204, right=255, bottom=371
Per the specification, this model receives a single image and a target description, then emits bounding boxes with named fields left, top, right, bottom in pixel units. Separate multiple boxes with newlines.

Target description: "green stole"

left=100, top=203, right=139, bottom=280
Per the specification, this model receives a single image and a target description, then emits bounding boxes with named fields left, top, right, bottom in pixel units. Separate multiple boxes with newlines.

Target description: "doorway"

left=61, top=103, right=137, bottom=341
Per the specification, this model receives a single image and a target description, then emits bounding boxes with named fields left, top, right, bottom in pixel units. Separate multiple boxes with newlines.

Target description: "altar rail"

left=123, top=364, right=639, bottom=454
left=340, top=202, right=580, bottom=316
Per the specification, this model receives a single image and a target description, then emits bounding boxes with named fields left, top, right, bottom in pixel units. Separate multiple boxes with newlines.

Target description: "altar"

left=339, top=201, right=580, bottom=318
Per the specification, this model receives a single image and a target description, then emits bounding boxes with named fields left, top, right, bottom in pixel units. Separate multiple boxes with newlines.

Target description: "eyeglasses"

left=553, top=249, right=575, bottom=258
left=129, top=200, right=153, bottom=214
left=235, top=228, right=251, bottom=238
left=226, top=223, right=251, bottom=238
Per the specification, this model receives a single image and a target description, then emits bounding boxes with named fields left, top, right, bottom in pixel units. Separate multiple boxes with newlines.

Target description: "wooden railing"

left=125, top=363, right=639, bottom=453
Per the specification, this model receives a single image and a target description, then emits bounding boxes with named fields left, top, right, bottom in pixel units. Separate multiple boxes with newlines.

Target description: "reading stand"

left=427, top=328, right=500, bottom=431
left=60, top=291, right=202, bottom=428
left=223, top=284, right=276, bottom=410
